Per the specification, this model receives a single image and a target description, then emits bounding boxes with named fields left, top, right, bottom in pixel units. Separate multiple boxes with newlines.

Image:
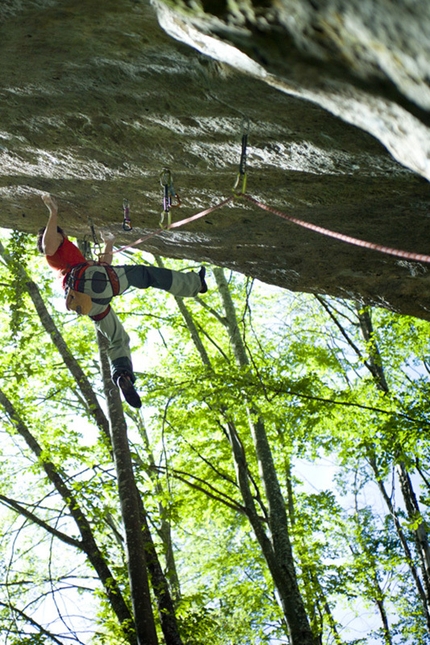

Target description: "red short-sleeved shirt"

left=46, top=237, right=87, bottom=288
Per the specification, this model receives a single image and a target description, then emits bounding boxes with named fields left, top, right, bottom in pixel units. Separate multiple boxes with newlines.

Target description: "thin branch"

left=0, top=495, right=82, bottom=550
left=0, top=599, right=65, bottom=645
left=269, top=385, right=419, bottom=424
left=193, top=296, right=228, bottom=327
left=154, top=465, right=246, bottom=515
left=315, top=295, right=368, bottom=366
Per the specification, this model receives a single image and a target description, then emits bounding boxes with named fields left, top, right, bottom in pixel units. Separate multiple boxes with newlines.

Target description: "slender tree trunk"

left=99, top=334, right=185, bottom=645
left=222, top=418, right=290, bottom=588
left=355, top=305, right=389, bottom=393
left=368, top=455, right=430, bottom=630
left=213, top=267, right=317, bottom=645
left=319, top=593, right=343, bottom=645
left=155, top=255, right=212, bottom=367
left=397, top=462, right=430, bottom=603
left=249, top=416, right=319, bottom=644
left=98, top=334, right=158, bottom=645
left=213, top=268, right=249, bottom=367
left=137, top=417, right=182, bottom=602
left=351, top=490, right=394, bottom=645
left=375, top=587, right=393, bottom=645
left=356, top=305, right=430, bottom=625
left=283, top=457, right=343, bottom=644
left=138, top=502, right=184, bottom=645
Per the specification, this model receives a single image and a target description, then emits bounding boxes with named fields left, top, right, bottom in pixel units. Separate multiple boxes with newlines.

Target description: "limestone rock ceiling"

left=1, top=0, right=430, bottom=319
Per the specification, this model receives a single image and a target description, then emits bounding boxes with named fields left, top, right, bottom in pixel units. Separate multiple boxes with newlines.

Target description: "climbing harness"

left=90, top=304, right=112, bottom=322
left=123, top=199, right=132, bottom=231
left=109, top=120, right=430, bottom=265
left=65, top=261, right=121, bottom=317
left=160, top=168, right=181, bottom=228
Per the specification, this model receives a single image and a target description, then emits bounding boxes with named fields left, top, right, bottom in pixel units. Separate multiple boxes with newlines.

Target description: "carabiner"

left=159, top=168, right=180, bottom=227
left=123, top=198, right=132, bottom=231
left=241, top=117, right=250, bottom=136
left=88, top=217, right=102, bottom=257
left=233, top=118, right=250, bottom=196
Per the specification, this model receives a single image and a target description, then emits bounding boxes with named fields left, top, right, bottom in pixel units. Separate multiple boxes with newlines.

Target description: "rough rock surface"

left=1, top=0, right=430, bottom=320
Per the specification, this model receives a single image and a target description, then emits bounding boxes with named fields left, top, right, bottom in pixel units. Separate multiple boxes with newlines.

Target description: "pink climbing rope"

left=113, top=195, right=234, bottom=255
left=240, top=194, right=430, bottom=264
left=112, top=190, right=430, bottom=265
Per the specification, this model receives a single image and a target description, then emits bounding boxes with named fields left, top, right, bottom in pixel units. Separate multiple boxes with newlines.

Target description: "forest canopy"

left=0, top=229, right=429, bottom=645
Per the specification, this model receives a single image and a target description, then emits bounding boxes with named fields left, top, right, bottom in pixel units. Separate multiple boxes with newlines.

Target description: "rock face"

left=1, top=0, right=430, bottom=319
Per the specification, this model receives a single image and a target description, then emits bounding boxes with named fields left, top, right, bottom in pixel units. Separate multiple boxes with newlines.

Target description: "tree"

left=0, top=229, right=429, bottom=644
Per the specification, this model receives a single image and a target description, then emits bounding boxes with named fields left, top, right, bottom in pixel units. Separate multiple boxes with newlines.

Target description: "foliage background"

left=0, top=230, right=429, bottom=644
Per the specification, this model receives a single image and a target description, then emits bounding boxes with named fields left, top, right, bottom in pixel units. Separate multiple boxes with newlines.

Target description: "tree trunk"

left=137, top=417, right=182, bottom=603
left=214, top=267, right=317, bottom=645
left=283, top=456, right=342, bottom=644
left=155, top=255, right=211, bottom=367
left=99, top=334, right=185, bottom=645
left=356, top=306, right=430, bottom=625
left=98, top=334, right=159, bottom=645
left=355, top=305, right=389, bottom=393
left=138, top=502, right=184, bottom=645
left=397, top=462, right=430, bottom=604
left=249, top=415, right=319, bottom=644
left=368, top=455, right=430, bottom=630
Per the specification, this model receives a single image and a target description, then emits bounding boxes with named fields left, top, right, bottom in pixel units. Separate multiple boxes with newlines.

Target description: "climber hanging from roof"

left=37, top=194, right=207, bottom=409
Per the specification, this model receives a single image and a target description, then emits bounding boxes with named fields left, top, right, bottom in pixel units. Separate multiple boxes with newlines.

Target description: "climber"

left=38, top=194, right=207, bottom=409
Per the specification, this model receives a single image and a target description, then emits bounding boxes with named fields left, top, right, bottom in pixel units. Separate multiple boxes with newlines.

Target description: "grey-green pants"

left=76, top=264, right=201, bottom=382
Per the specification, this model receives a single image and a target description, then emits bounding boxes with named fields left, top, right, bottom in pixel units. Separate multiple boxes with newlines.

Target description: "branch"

left=269, top=385, right=419, bottom=424
left=315, top=295, right=368, bottom=365
left=154, top=465, right=246, bottom=515
left=0, top=599, right=65, bottom=645
left=193, top=296, right=228, bottom=327
left=0, top=494, right=82, bottom=550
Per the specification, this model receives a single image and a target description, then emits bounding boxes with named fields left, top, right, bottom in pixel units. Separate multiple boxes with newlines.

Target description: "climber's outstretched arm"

left=41, top=194, right=63, bottom=255
left=99, top=231, right=115, bottom=265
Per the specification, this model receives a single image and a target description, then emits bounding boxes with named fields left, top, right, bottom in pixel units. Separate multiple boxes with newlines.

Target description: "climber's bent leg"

left=168, top=269, right=201, bottom=297
left=90, top=305, right=135, bottom=383
left=124, top=265, right=201, bottom=297
left=77, top=264, right=203, bottom=299
left=124, top=265, right=172, bottom=291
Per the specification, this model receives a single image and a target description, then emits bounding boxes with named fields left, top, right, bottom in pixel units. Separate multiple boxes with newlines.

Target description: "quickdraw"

left=111, top=120, right=430, bottom=265
left=160, top=168, right=181, bottom=227
left=87, top=217, right=102, bottom=259
left=123, top=198, right=132, bottom=231
left=80, top=239, right=93, bottom=260
left=233, top=117, right=249, bottom=196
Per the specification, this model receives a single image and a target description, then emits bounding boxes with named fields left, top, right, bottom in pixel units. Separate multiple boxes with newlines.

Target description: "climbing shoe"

left=199, top=266, right=208, bottom=294
left=117, top=373, right=142, bottom=409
